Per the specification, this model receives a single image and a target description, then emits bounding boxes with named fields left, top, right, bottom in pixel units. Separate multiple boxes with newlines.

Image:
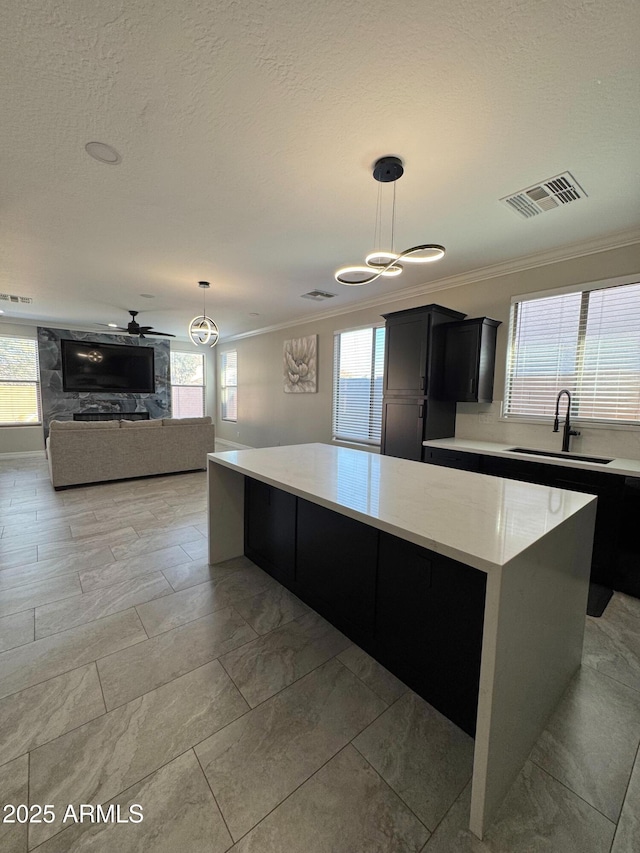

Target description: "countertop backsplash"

left=455, top=402, right=640, bottom=462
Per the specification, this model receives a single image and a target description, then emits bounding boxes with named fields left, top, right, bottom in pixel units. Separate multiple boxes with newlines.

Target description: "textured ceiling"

left=1, top=0, right=639, bottom=339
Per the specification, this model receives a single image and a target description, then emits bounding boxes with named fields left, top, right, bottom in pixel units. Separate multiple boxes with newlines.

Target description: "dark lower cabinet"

left=375, top=534, right=486, bottom=736
left=426, top=448, right=626, bottom=593
left=296, top=498, right=378, bottom=640
left=244, top=478, right=296, bottom=585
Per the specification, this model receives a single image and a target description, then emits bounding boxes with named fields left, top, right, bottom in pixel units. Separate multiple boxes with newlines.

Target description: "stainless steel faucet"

left=553, top=389, right=580, bottom=452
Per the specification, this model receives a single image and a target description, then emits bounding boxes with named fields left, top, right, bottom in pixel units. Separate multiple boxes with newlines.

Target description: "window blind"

left=332, top=326, right=385, bottom=445
left=170, top=351, right=205, bottom=418
left=504, top=281, right=640, bottom=423
left=0, top=336, right=41, bottom=425
left=220, top=351, right=238, bottom=422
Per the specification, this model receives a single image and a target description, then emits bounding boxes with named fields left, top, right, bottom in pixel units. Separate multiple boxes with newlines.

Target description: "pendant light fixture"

left=334, top=156, right=445, bottom=286
left=188, top=281, right=219, bottom=347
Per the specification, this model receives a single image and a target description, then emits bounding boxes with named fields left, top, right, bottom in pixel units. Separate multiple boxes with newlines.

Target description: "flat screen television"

left=61, top=339, right=156, bottom=393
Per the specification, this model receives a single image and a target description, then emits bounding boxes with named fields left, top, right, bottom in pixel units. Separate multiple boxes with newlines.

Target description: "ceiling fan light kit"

left=334, top=156, right=445, bottom=286
left=188, top=281, right=219, bottom=347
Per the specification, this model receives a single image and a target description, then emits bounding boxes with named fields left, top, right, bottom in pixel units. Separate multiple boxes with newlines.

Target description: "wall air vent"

left=0, top=293, right=33, bottom=304
left=301, top=290, right=337, bottom=301
left=501, top=172, right=587, bottom=219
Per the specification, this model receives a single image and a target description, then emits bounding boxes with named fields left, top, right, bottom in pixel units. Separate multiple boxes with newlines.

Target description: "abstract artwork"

left=283, top=335, right=317, bottom=393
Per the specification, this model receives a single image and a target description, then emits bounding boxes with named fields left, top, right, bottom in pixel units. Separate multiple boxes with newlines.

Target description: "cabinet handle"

left=418, top=404, right=424, bottom=419
left=421, top=375, right=426, bottom=393
left=469, top=378, right=475, bottom=395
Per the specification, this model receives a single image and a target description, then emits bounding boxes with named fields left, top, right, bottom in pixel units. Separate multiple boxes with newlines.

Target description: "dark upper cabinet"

left=442, top=317, right=501, bottom=403
left=381, top=398, right=425, bottom=461
left=382, top=304, right=465, bottom=397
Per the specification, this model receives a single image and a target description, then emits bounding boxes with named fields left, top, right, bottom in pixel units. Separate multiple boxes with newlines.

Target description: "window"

left=170, top=351, right=205, bottom=418
left=0, top=336, right=41, bottom=425
left=504, top=278, right=640, bottom=423
left=220, top=350, right=237, bottom=421
left=333, top=325, right=385, bottom=445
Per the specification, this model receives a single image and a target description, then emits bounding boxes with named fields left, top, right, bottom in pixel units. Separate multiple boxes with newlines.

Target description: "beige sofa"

left=47, top=416, right=215, bottom=489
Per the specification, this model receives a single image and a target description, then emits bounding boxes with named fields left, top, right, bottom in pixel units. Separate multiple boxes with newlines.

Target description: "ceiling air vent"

left=501, top=172, right=587, bottom=219
left=301, top=290, right=336, bottom=301
left=0, top=293, right=33, bottom=304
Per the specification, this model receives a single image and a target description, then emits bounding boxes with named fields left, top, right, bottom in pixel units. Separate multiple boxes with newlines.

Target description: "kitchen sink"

left=508, top=448, right=613, bottom=464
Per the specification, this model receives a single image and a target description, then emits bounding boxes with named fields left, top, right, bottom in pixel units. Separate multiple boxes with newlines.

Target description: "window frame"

left=170, top=349, right=206, bottom=419
left=332, top=323, right=386, bottom=447
left=220, top=350, right=238, bottom=423
left=503, top=274, right=640, bottom=427
left=0, top=335, right=42, bottom=427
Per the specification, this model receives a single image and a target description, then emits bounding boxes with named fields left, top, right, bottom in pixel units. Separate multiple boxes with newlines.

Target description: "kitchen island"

left=207, top=443, right=596, bottom=838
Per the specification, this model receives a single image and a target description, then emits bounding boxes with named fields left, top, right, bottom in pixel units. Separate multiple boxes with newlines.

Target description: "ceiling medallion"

left=188, top=282, right=219, bottom=347
left=334, top=156, right=445, bottom=286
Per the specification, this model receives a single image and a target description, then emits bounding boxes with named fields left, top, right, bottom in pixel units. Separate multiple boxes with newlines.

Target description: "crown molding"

left=222, top=227, right=640, bottom=343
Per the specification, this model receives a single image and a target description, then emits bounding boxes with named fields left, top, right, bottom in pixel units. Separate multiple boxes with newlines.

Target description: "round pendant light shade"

left=188, top=282, right=219, bottom=347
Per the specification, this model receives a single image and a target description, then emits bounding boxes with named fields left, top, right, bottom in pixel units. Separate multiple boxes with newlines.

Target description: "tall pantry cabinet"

left=381, top=304, right=466, bottom=461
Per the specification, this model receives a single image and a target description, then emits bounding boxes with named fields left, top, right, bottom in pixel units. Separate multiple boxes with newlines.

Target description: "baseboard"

left=215, top=438, right=254, bottom=451
left=0, top=450, right=47, bottom=459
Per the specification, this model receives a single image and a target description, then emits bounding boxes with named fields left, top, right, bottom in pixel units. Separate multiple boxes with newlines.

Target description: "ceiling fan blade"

left=144, top=331, right=176, bottom=337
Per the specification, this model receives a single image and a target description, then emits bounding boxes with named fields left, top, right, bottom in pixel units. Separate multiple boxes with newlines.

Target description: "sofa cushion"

left=120, top=419, right=163, bottom=428
left=162, top=416, right=212, bottom=426
left=49, top=420, right=120, bottom=430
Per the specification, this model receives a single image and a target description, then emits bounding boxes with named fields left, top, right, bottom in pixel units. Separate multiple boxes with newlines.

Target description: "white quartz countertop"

left=423, top=437, right=640, bottom=477
left=209, top=443, right=595, bottom=574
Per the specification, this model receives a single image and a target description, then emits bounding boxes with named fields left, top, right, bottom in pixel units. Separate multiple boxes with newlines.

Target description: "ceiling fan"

left=99, top=310, right=175, bottom=338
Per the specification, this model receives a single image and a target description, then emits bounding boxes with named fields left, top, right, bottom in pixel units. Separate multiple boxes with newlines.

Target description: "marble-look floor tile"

left=0, top=524, right=72, bottom=548
left=109, top=525, right=204, bottom=562
left=29, top=660, right=248, bottom=847
left=69, top=512, right=159, bottom=539
left=0, top=754, right=28, bottom=853
left=35, top=573, right=172, bottom=638
left=605, top=591, right=640, bottom=625
left=196, top=658, right=386, bottom=840
left=583, top=607, right=640, bottom=692
left=230, top=745, right=429, bottom=853
left=612, top=747, right=640, bottom=853
left=33, top=750, right=232, bottom=853
left=0, top=541, right=37, bottom=569
left=79, top=545, right=191, bottom=591
left=0, top=610, right=34, bottom=652
left=530, top=665, right=640, bottom=821
left=337, top=644, right=408, bottom=706
left=220, top=610, right=351, bottom=708
left=0, top=573, right=82, bottom=619
left=90, top=498, right=173, bottom=521
left=163, top=554, right=254, bottom=591
left=424, top=764, right=615, bottom=853
left=233, top=584, right=309, bottom=635
left=353, top=691, right=474, bottom=830
left=0, top=663, right=105, bottom=765
left=3, top=511, right=96, bottom=538
left=179, top=537, right=208, bottom=560
left=0, top=547, right=114, bottom=592
left=0, top=608, right=146, bottom=700
left=131, top=511, right=208, bottom=535
left=136, top=565, right=277, bottom=637
left=97, top=605, right=257, bottom=709
left=37, top=527, right=138, bottom=560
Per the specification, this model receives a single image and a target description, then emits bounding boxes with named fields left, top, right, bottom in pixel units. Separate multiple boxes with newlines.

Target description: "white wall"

left=215, top=241, right=640, bottom=458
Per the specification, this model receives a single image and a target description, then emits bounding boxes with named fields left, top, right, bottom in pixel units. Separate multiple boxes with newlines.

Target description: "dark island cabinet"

left=442, top=318, right=501, bottom=403
left=244, top=478, right=296, bottom=585
left=296, top=499, right=378, bottom=640
left=243, top=476, right=487, bottom=737
left=375, top=533, right=486, bottom=736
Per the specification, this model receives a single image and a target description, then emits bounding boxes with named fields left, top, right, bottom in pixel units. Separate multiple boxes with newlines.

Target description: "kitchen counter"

left=424, top=436, right=640, bottom=477
left=207, top=443, right=596, bottom=839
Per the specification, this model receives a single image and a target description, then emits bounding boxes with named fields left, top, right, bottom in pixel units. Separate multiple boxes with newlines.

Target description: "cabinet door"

left=296, top=498, right=377, bottom=638
left=244, top=478, right=296, bottom=585
left=375, top=533, right=486, bottom=736
left=383, top=314, right=429, bottom=396
left=381, top=398, right=424, bottom=460
left=423, top=447, right=482, bottom=472
left=443, top=323, right=480, bottom=402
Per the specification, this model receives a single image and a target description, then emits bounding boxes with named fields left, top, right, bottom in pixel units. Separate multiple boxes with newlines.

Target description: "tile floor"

left=1, top=455, right=640, bottom=852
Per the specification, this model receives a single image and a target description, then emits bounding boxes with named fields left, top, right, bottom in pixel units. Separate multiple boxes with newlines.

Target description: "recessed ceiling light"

left=0, top=309, right=4, bottom=314
left=107, top=323, right=118, bottom=328
left=139, top=293, right=155, bottom=298
left=85, top=142, right=122, bottom=165
left=249, top=312, right=260, bottom=317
